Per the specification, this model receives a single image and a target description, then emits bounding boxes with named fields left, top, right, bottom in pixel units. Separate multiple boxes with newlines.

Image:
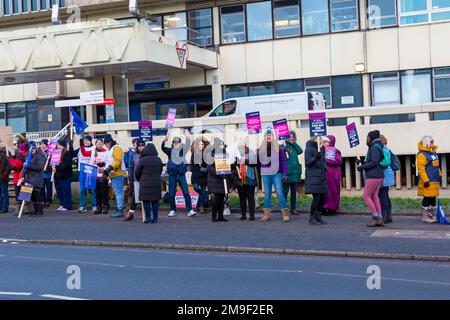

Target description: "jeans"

left=55, top=178, right=72, bottom=210
left=378, top=186, right=392, bottom=214
left=237, top=185, right=256, bottom=216
left=111, top=176, right=125, bottom=211
left=143, top=200, right=160, bottom=222
left=0, top=181, right=9, bottom=211
left=262, top=173, right=287, bottom=209
left=41, top=178, right=53, bottom=205
left=283, top=182, right=298, bottom=210
left=193, top=183, right=207, bottom=208
left=169, top=175, right=192, bottom=212
left=79, top=186, right=97, bottom=209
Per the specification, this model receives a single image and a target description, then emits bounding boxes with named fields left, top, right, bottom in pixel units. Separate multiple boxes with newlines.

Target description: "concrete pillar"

left=442, top=155, right=448, bottom=189
left=86, top=104, right=94, bottom=125
left=396, top=166, right=402, bottom=190
left=345, top=158, right=352, bottom=191
left=405, top=155, right=412, bottom=189
left=355, top=160, right=362, bottom=190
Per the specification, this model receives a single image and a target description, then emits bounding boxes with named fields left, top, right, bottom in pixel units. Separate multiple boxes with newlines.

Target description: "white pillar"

left=396, top=168, right=402, bottom=190
left=345, top=158, right=352, bottom=191
left=442, top=154, right=448, bottom=189
left=355, top=160, right=362, bottom=191
left=406, top=155, right=412, bottom=189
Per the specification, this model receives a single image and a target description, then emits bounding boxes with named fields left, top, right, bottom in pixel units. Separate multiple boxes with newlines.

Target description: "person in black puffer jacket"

left=135, top=143, right=163, bottom=224
left=190, top=137, right=210, bottom=214
left=53, top=139, right=74, bottom=211
left=357, top=130, right=385, bottom=227
left=24, top=142, right=46, bottom=217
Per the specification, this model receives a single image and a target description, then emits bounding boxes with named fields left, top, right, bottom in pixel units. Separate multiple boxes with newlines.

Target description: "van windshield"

left=210, top=100, right=237, bottom=117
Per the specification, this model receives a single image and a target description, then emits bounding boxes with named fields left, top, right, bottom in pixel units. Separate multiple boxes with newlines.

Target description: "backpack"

left=390, top=150, right=400, bottom=171
left=373, top=144, right=389, bottom=169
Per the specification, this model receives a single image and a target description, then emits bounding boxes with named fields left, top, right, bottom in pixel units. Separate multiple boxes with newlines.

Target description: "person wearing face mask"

left=417, top=135, right=441, bottom=224
left=124, top=138, right=146, bottom=221
left=321, top=135, right=342, bottom=216
left=283, top=131, right=303, bottom=216
left=161, top=130, right=196, bottom=218
left=90, top=138, right=110, bottom=215
left=258, top=128, right=289, bottom=223
left=190, top=137, right=210, bottom=214
left=357, top=130, right=385, bottom=227
left=76, top=135, right=96, bottom=214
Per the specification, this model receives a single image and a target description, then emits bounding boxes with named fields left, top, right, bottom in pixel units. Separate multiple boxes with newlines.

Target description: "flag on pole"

left=24, top=143, right=34, bottom=169
left=70, top=107, right=88, bottom=134
left=436, top=200, right=450, bottom=225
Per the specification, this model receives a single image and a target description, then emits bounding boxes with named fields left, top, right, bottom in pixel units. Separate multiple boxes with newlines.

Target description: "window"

left=401, top=69, right=431, bottom=105
left=273, top=0, right=300, bottom=38
left=0, top=104, right=5, bottom=127
left=147, top=16, right=162, bottom=35
left=370, top=114, right=415, bottom=124
left=247, top=1, right=273, bottom=41
left=7, top=103, right=26, bottom=134
left=371, top=72, right=401, bottom=105
left=433, top=67, right=450, bottom=101
left=430, top=111, right=450, bottom=120
left=330, top=0, right=359, bottom=32
left=22, top=0, right=28, bottom=11
left=399, top=0, right=450, bottom=25
left=249, top=82, right=275, bottom=96
left=188, top=9, right=213, bottom=47
left=331, top=74, right=362, bottom=108
left=31, top=0, right=38, bottom=11
left=305, top=77, right=332, bottom=107
left=40, top=0, right=47, bottom=10
left=13, top=0, right=19, bottom=13
left=211, top=100, right=237, bottom=117
left=163, top=12, right=187, bottom=41
left=221, top=5, right=245, bottom=44
left=275, top=79, right=304, bottom=93
left=368, top=0, right=397, bottom=28
left=224, top=85, right=248, bottom=99
left=26, top=102, right=39, bottom=132
left=301, top=0, right=329, bottom=35
left=3, top=0, right=11, bottom=15
left=328, top=118, right=348, bottom=126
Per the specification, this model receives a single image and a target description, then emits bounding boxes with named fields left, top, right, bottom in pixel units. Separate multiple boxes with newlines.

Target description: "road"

left=1, top=243, right=450, bottom=300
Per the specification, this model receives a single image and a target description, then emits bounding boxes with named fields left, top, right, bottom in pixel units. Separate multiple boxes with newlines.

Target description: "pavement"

left=1, top=243, right=450, bottom=300
left=1, top=207, right=450, bottom=261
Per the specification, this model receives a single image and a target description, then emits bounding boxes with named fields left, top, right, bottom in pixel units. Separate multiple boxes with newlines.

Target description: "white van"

left=192, top=91, right=326, bottom=133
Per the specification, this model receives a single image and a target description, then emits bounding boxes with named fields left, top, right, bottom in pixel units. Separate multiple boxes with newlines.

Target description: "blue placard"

left=134, top=81, right=170, bottom=91
left=79, top=163, right=98, bottom=191
left=138, top=121, right=153, bottom=142
left=309, top=112, right=327, bottom=137
left=18, top=183, right=34, bottom=202
left=345, top=122, right=360, bottom=148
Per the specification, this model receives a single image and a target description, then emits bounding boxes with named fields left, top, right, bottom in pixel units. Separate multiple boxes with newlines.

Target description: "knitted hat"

left=172, top=136, right=182, bottom=144
left=84, top=135, right=93, bottom=143
left=16, top=132, right=27, bottom=144
left=57, top=139, right=67, bottom=148
left=103, top=134, right=113, bottom=144
left=136, top=138, right=145, bottom=147
left=368, top=130, right=380, bottom=141
left=40, top=139, right=49, bottom=146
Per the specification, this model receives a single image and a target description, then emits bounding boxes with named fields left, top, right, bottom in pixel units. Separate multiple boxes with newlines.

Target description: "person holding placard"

left=40, top=140, right=53, bottom=207
left=135, top=143, right=163, bottom=224
left=190, top=137, right=210, bottom=214
left=305, top=136, right=328, bottom=225
left=237, top=141, right=258, bottom=221
left=75, top=135, right=96, bottom=214
left=258, top=128, right=289, bottom=222
left=91, top=138, right=110, bottom=215
left=54, top=139, right=74, bottom=212
left=282, top=131, right=303, bottom=216
left=23, top=142, right=46, bottom=217
left=356, top=130, right=385, bottom=227
left=0, top=145, right=11, bottom=214
left=322, top=135, right=342, bottom=215
left=9, top=143, right=26, bottom=215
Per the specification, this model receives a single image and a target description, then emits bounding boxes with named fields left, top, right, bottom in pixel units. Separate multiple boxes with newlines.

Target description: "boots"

left=367, top=216, right=384, bottom=227
left=309, top=213, right=321, bottom=225
left=218, top=210, right=228, bottom=222
left=37, top=203, right=44, bottom=217
left=385, top=212, right=393, bottom=224
left=211, top=208, right=218, bottom=222
left=30, top=203, right=38, bottom=217
left=96, top=206, right=102, bottom=215
left=144, top=211, right=151, bottom=224
left=24, top=201, right=33, bottom=215
left=315, top=212, right=328, bottom=225
left=261, top=209, right=271, bottom=222
left=123, top=210, right=134, bottom=221
left=103, top=205, right=110, bottom=215
left=199, top=206, right=205, bottom=214
left=282, top=208, right=290, bottom=222
left=249, top=212, right=255, bottom=221
left=240, top=213, right=247, bottom=221
left=421, top=206, right=437, bottom=224
left=290, top=209, right=300, bottom=216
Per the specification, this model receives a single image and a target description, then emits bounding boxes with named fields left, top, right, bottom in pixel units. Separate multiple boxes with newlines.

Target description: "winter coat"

left=360, top=139, right=384, bottom=180
left=161, top=137, right=190, bottom=176
left=107, top=144, right=127, bottom=179
left=55, top=147, right=74, bottom=180
left=0, top=148, right=11, bottom=182
left=417, top=142, right=441, bottom=198
left=207, top=148, right=235, bottom=194
left=323, top=136, right=342, bottom=210
left=304, top=140, right=328, bottom=194
left=128, top=151, right=142, bottom=181
left=283, top=141, right=303, bottom=183
left=381, top=146, right=395, bottom=188
left=90, top=147, right=109, bottom=179
left=190, top=152, right=208, bottom=186
left=135, top=144, right=163, bottom=202
left=24, top=149, right=46, bottom=189
left=9, top=149, right=25, bottom=185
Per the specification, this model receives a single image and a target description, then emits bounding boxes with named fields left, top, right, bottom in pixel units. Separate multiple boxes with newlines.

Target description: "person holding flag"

left=23, top=142, right=46, bottom=217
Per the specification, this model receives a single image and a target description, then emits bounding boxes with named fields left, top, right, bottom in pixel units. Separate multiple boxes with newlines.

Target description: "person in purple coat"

left=258, top=128, right=290, bottom=222
left=322, top=135, right=342, bottom=215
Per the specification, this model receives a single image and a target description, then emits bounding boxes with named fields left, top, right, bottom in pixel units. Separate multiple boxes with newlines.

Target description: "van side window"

left=210, top=100, right=237, bottom=117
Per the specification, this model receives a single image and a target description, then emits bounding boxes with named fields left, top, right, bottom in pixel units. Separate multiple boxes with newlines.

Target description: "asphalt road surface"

left=1, top=243, right=450, bottom=300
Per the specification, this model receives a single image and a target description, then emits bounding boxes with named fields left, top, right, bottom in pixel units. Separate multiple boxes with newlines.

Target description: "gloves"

left=357, top=165, right=363, bottom=172
left=424, top=181, right=430, bottom=188
left=103, top=166, right=113, bottom=176
left=315, top=152, right=322, bottom=160
left=97, top=162, right=106, bottom=168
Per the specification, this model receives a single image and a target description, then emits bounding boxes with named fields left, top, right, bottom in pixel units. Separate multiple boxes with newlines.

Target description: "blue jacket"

left=161, top=138, right=190, bottom=176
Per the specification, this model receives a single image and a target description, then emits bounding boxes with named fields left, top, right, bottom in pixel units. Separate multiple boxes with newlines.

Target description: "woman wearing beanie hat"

left=53, top=139, right=74, bottom=211
left=283, top=130, right=304, bottom=216
left=76, top=135, right=96, bottom=213
left=357, top=130, right=385, bottom=227
left=40, top=139, right=53, bottom=207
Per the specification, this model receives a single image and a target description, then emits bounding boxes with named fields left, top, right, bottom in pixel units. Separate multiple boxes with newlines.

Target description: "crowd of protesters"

left=0, top=128, right=443, bottom=226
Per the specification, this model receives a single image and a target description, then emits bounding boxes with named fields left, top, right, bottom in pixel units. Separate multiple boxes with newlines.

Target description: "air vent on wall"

left=36, top=81, right=67, bottom=100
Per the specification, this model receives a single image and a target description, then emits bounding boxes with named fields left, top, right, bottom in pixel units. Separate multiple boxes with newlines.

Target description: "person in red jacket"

left=9, top=142, right=29, bottom=214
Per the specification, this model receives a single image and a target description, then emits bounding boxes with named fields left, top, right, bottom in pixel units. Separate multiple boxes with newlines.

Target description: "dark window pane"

left=22, top=0, right=28, bottom=11
left=301, top=0, right=329, bottom=35
left=40, top=0, right=46, bottom=9
left=247, top=1, right=273, bottom=41
left=221, top=5, right=245, bottom=43
left=434, top=78, right=450, bottom=100
left=59, top=0, right=64, bottom=6
left=13, top=0, right=19, bottom=13
left=0, top=104, right=5, bottom=126
left=3, top=0, right=11, bottom=14
left=188, top=9, right=213, bottom=46
left=370, top=114, right=415, bottom=124
left=26, top=102, right=39, bottom=132
left=50, top=0, right=56, bottom=5
left=332, top=74, right=363, bottom=108
left=430, top=111, right=450, bottom=120
left=31, top=0, right=38, bottom=11
left=7, top=103, right=26, bottom=134
left=328, top=118, right=348, bottom=126
left=368, top=0, right=397, bottom=28
left=248, top=82, right=275, bottom=96
left=274, top=0, right=300, bottom=38
left=224, top=85, right=248, bottom=99
left=275, top=79, right=304, bottom=93
left=330, top=0, right=359, bottom=32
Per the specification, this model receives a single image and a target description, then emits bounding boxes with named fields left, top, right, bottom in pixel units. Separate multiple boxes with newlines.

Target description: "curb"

left=26, top=239, right=450, bottom=263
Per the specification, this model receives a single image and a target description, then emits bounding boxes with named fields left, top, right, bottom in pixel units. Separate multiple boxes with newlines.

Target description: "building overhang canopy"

left=0, top=19, right=218, bottom=85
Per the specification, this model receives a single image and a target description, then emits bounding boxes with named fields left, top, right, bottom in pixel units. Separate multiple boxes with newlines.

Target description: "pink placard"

left=50, top=149, right=62, bottom=166
left=175, top=191, right=199, bottom=209
left=246, top=112, right=262, bottom=133
left=272, top=119, right=290, bottom=140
